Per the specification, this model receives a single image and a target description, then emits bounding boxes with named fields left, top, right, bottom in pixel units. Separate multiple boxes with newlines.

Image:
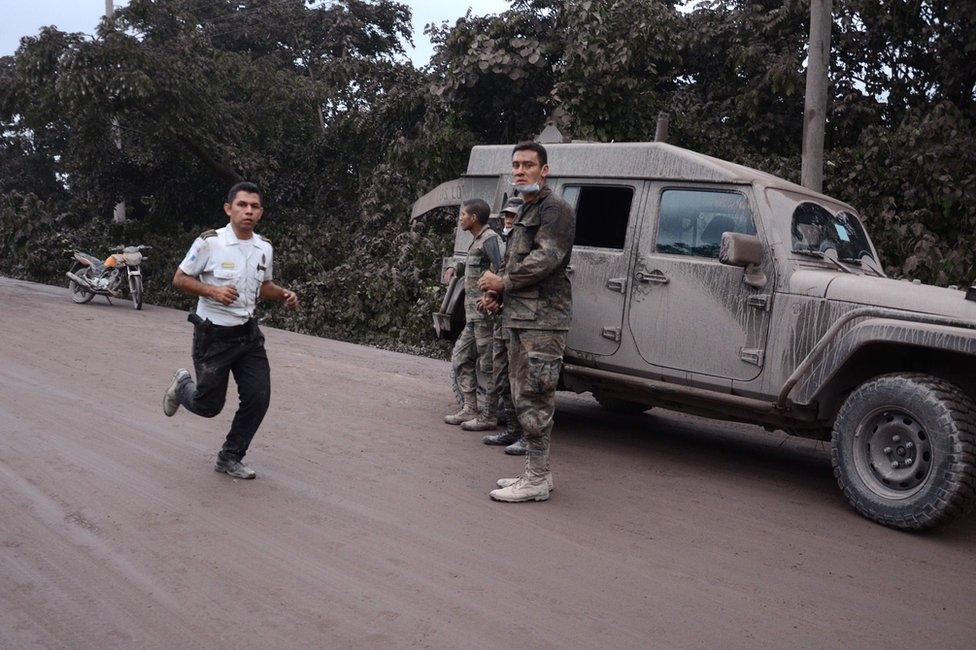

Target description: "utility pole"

left=801, top=0, right=832, bottom=193
left=654, top=112, right=670, bottom=143
left=105, top=0, right=126, bottom=223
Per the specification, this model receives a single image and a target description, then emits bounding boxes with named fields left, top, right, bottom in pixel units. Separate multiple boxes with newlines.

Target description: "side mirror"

left=720, top=232, right=767, bottom=288
left=719, top=232, right=762, bottom=266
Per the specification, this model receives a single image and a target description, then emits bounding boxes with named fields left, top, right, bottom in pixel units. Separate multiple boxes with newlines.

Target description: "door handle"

left=635, top=269, right=669, bottom=284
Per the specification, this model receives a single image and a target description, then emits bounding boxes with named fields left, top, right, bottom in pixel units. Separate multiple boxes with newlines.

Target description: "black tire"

left=68, top=262, right=95, bottom=304
left=594, top=392, right=652, bottom=415
left=129, top=274, right=143, bottom=310
left=831, top=373, right=976, bottom=530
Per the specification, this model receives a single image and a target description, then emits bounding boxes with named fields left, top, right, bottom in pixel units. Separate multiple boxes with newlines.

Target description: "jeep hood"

left=825, top=275, right=976, bottom=322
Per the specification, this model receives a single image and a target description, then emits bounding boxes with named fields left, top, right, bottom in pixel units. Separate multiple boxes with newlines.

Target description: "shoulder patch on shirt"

left=200, top=229, right=218, bottom=239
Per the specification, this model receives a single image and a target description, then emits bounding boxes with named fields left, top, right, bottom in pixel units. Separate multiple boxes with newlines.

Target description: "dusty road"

left=0, top=277, right=973, bottom=649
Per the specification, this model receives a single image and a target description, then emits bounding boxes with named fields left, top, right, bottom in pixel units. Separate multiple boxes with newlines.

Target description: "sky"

left=0, top=0, right=512, bottom=65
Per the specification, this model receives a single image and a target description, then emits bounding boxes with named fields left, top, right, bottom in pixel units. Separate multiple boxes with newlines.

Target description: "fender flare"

left=789, top=317, right=976, bottom=405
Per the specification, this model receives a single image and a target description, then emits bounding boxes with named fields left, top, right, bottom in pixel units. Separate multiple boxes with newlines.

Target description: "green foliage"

left=427, top=5, right=556, bottom=143
left=552, top=0, right=682, bottom=141
left=1, top=0, right=974, bottom=357
left=828, top=102, right=976, bottom=285
left=670, top=1, right=809, bottom=159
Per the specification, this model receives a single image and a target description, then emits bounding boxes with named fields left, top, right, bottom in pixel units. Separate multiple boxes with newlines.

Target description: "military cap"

left=501, top=197, right=524, bottom=214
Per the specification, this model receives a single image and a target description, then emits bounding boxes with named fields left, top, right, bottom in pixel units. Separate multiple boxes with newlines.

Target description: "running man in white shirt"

left=163, top=181, right=298, bottom=479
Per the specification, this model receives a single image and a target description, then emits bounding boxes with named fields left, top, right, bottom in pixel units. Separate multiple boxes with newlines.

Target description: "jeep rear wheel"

left=831, top=373, right=976, bottom=530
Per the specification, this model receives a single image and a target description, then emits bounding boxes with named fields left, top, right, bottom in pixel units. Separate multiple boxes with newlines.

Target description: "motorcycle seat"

left=76, top=252, right=105, bottom=272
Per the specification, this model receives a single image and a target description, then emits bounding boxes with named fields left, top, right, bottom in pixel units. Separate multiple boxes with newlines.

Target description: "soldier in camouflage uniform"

left=444, top=199, right=503, bottom=426
left=463, top=197, right=524, bottom=432
left=481, top=197, right=525, bottom=449
left=479, top=142, right=575, bottom=502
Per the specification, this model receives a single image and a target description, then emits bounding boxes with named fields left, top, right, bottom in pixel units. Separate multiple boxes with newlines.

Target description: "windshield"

left=791, top=202, right=874, bottom=262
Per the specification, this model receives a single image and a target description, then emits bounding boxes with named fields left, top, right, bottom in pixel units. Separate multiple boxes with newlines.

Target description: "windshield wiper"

left=794, top=249, right=855, bottom=274
left=835, top=255, right=885, bottom=278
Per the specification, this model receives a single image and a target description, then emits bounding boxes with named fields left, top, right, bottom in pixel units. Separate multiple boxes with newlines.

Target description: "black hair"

left=462, top=198, right=491, bottom=225
left=226, top=181, right=262, bottom=205
left=512, top=141, right=548, bottom=166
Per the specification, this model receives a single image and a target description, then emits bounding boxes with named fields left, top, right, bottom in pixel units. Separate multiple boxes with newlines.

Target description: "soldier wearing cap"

left=479, top=142, right=575, bottom=502
left=444, top=199, right=503, bottom=427
left=162, top=181, right=298, bottom=480
left=480, top=197, right=526, bottom=452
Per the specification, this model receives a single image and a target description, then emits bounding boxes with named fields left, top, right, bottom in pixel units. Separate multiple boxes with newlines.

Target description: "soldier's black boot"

left=504, top=437, right=527, bottom=455
left=482, top=412, right=521, bottom=446
left=482, top=428, right=520, bottom=446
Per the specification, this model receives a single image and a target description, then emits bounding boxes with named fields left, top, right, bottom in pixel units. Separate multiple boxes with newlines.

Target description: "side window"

left=656, top=189, right=755, bottom=258
left=562, top=185, right=634, bottom=250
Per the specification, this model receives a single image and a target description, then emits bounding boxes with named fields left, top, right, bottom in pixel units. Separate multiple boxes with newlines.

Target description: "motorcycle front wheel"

left=69, top=262, right=95, bottom=304
left=129, top=273, right=143, bottom=310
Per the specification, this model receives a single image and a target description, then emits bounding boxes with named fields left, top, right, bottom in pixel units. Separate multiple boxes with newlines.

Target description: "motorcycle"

left=66, top=245, right=151, bottom=310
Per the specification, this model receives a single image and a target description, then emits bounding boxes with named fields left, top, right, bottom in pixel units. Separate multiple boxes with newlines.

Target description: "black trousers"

left=177, top=320, right=271, bottom=462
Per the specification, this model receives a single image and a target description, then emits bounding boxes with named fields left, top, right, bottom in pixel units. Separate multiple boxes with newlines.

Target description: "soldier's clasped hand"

left=478, top=270, right=504, bottom=293
left=481, top=291, right=501, bottom=314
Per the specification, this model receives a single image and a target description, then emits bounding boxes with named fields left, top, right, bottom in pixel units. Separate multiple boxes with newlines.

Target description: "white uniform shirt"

left=178, top=225, right=274, bottom=326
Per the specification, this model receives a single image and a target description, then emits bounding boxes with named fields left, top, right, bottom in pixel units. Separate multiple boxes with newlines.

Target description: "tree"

left=2, top=0, right=975, bottom=349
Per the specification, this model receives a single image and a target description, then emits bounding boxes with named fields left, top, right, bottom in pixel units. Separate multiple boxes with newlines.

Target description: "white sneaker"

left=214, top=458, right=256, bottom=479
left=163, top=369, right=190, bottom=417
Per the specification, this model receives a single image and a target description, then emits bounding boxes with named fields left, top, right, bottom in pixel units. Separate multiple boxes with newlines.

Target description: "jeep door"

left=627, top=184, right=773, bottom=381
left=556, top=180, right=645, bottom=356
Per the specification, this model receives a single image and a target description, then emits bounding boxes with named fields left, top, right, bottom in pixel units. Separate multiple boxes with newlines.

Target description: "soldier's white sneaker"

left=497, top=473, right=554, bottom=491
left=489, top=476, right=550, bottom=502
left=444, top=405, right=478, bottom=425
left=164, top=368, right=190, bottom=417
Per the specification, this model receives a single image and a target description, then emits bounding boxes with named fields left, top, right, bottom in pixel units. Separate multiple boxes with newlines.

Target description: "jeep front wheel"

left=831, top=373, right=976, bottom=530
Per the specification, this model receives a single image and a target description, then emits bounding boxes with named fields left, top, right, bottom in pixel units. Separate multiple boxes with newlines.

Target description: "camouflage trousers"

left=490, top=326, right=515, bottom=422
left=451, top=320, right=494, bottom=412
left=508, top=328, right=567, bottom=458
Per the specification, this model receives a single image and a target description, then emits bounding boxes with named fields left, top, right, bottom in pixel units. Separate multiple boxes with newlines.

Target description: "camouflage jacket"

left=460, top=225, right=503, bottom=322
left=501, top=185, right=575, bottom=330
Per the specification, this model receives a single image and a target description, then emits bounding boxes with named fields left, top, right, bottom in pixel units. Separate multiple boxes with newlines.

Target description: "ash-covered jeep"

left=412, top=141, right=976, bottom=530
